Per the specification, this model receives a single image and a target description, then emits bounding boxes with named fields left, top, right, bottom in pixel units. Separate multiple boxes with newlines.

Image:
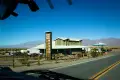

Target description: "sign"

left=45, top=32, right=52, bottom=60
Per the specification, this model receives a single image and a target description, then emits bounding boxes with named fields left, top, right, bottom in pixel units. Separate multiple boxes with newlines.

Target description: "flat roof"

left=56, top=37, right=82, bottom=41
left=33, top=41, right=89, bottom=49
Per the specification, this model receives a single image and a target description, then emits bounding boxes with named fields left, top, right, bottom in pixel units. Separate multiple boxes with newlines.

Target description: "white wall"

left=27, top=48, right=40, bottom=55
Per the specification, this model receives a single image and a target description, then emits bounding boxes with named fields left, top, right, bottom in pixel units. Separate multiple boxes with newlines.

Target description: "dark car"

left=0, top=67, right=89, bottom=80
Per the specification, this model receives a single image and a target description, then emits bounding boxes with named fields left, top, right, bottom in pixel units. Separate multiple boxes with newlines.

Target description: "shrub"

left=18, top=55, right=30, bottom=66
left=90, top=48, right=99, bottom=58
left=18, top=58, right=28, bottom=65
left=101, top=47, right=106, bottom=53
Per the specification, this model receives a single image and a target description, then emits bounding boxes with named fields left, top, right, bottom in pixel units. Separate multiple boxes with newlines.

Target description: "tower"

left=45, top=31, right=52, bottom=60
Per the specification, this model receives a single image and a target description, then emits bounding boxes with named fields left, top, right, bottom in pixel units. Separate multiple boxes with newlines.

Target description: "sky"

left=0, top=0, right=120, bottom=46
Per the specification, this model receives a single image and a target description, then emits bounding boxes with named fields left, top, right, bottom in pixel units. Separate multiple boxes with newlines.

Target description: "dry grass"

left=107, top=46, right=120, bottom=48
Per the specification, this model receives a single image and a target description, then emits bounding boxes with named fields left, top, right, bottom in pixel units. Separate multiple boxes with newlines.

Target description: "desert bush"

left=106, top=48, right=112, bottom=52
left=18, top=58, right=28, bottom=65
left=18, top=55, right=30, bottom=66
left=101, top=47, right=106, bottom=53
left=77, top=53, right=82, bottom=58
left=90, top=48, right=99, bottom=58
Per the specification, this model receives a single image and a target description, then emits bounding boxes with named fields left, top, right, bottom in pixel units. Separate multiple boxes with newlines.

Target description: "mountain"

left=82, top=38, right=120, bottom=46
left=0, top=38, right=120, bottom=48
left=0, top=41, right=44, bottom=48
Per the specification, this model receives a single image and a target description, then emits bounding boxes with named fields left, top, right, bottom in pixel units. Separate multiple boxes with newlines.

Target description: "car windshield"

left=0, top=0, right=120, bottom=80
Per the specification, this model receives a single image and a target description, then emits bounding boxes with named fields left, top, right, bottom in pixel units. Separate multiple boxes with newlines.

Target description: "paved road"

left=99, top=62, right=120, bottom=80
left=52, top=52, right=120, bottom=80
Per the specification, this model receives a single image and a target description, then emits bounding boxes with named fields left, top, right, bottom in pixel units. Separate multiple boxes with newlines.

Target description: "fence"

left=0, top=47, right=113, bottom=68
left=0, top=52, right=90, bottom=68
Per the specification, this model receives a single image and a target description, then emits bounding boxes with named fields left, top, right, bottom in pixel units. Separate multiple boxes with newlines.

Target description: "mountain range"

left=82, top=38, right=120, bottom=46
left=0, top=41, right=44, bottom=48
left=0, top=38, right=120, bottom=48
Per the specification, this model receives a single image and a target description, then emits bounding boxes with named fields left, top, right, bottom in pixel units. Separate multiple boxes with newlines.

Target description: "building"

left=27, top=48, right=40, bottom=55
left=55, top=37, right=82, bottom=46
left=28, top=37, right=90, bottom=55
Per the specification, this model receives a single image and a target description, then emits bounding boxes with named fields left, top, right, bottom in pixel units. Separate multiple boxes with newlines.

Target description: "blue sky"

left=0, top=0, right=120, bottom=45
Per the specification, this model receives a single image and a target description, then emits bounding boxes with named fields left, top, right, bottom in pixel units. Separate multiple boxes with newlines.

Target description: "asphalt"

left=99, top=62, right=120, bottom=80
left=51, top=52, right=120, bottom=80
